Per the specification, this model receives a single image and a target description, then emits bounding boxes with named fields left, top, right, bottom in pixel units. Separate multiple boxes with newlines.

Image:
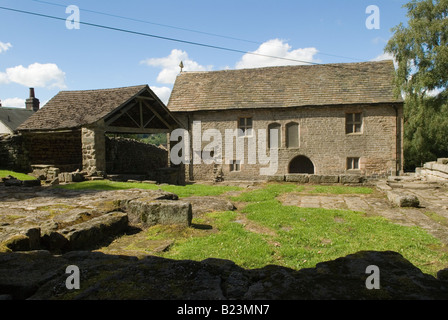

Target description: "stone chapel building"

left=167, top=60, right=404, bottom=182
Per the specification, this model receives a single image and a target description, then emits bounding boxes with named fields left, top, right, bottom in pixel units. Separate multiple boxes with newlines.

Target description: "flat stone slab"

left=121, top=199, right=192, bottom=227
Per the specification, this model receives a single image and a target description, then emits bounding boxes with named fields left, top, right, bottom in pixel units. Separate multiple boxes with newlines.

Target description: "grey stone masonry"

left=82, top=125, right=106, bottom=176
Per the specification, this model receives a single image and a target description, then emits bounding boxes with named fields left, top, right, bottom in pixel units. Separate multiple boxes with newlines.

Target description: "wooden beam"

left=139, top=100, right=144, bottom=128
left=125, top=110, right=141, bottom=128
left=104, top=126, right=170, bottom=134
left=144, top=115, right=156, bottom=128
left=104, top=101, right=138, bottom=126
left=135, top=96, right=155, bottom=101
left=142, top=100, right=172, bottom=129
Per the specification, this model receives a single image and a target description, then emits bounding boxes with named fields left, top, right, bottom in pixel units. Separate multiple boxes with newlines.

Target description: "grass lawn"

left=156, top=183, right=448, bottom=276
left=309, top=185, right=373, bottom=194
left=60, top=180, right=448, bottom=276
left=56, top=180, right=243, bottom=197
left=0, top=170, right=37, bottom=181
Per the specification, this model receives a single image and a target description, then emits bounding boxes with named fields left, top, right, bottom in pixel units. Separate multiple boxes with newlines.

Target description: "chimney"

left=25, top=88, right=40, bottom=112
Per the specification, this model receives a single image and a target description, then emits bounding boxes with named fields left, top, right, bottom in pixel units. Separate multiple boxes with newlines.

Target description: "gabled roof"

left=18, top=85, right=180, bottom=131
left=167, top=60, right=402, bottom=112
left=0, top=107, right=34, bottom=132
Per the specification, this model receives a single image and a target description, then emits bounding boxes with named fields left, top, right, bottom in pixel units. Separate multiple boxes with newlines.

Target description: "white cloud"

left=0, top=42, right=12, bottom=54
left=371, top=52, right=398, bottom=68
left=372, top=52, right=394, bottom=61
left=0, top=63, right=66, bottom=89
left=235, top=39, right=319, bottom=69
left=141, top=49, right=213, bottom=84
left=1, top=98, right=26, bottom=108
left=0, top=72, right=8, bottom=84
left=150, top=86, right=172, bottom=105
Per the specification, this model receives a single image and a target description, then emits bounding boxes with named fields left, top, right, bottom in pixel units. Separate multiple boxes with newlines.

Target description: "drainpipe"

left=393, top=104, right=401, bottom=176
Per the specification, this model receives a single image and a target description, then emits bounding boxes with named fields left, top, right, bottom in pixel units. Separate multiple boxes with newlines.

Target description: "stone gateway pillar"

left=81, top=125, right=106, bottom=176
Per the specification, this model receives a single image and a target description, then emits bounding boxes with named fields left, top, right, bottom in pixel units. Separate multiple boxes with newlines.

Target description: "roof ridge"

left=178, top=60, right=394, bottom=75
left=57, top=84, right=148, bottom=93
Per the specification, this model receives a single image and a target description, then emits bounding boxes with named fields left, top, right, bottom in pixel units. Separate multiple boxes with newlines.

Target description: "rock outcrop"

left=0, top=189, right=192, bottom=253
left=0, top=250, right=447, bottom=300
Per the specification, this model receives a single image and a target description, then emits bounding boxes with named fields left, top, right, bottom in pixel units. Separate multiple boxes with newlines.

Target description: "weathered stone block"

left=432, top=163, right=448, bottom=174
left=21, top=179, right=41, bottom=187
left=267, top=175, right=285, bottom=182
left=309, top=175, right=339, bottom=184
left=40, top=231, right=69, bottom=252
left=387, top=191, right=420, bottom=208
left=285, top=174, right=309, bottom=183
left=61, top=212, right=128, bottom=251
left=182, top=196, right=235, bottom=215
left=123, top=200, right=192, bottom=227
left=3, top=235, right=30, bottom=251
left=340, top=175, right=363, bottom=184
left=3, top=227, right=40, bottom=251
left=320, top=175, right=340, bottom=184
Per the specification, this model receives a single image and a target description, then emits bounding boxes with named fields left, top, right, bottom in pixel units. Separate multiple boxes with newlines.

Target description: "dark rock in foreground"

left=0, top=250, right=447, bottom=300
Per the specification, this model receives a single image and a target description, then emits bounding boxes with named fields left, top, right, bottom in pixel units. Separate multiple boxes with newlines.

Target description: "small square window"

left=347, top=157, right=360, bottom=170
left=346, top=113, right=363, bottom=134
left=238, top=117, right=253, bottom=137
left=230, top=160, right=241, bottom=172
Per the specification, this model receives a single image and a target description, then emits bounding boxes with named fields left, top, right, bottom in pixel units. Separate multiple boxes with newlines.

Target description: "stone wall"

left=23, top=131, right=82, bottom=172
left=172, top=103, right=403, bottom=182
left=0, top=134, right=31, bottom=172
left=105, top=136, right=168, bottom=175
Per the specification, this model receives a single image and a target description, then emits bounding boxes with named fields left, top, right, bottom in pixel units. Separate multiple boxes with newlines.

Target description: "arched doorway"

left=289, top=155, right=314, bottom=174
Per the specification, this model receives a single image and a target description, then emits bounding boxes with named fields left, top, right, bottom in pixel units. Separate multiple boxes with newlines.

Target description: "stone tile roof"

left=18, top=85, right=155, bottom=131
left=167, top=60, right=402, bottom=112
left=0, top=108, right=34, bottom=132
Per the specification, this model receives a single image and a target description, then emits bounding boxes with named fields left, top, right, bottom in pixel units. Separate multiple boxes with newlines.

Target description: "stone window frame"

left=347, top=157, right=360, bottom=170
left=229, top=159, right=241, bottom=172
left=345, top=112, right=363, bottom=134
left=286, top=122, right=300, bottom=149
left=268, top=122, right=282, bottom=149
left=238, top=117, right=253, bottom=137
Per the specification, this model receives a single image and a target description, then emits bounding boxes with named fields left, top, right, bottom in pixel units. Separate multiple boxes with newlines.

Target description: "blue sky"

left=0, top=0, right=408, bottom=108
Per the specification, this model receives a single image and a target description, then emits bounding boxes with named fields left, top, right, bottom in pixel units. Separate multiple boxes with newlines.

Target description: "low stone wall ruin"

left=105, top=136, right=168, bottom=175
left=0, top=134, right=31, bottom=173
left=416, top=158, right=448, bottom=182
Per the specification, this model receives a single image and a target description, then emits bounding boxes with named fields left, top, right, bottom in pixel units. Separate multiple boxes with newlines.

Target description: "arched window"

left=268, top=123, right=281, bottom=149
left=289, top=155, right=314, bottom=174
left=286, top=122, right=299, bottom=148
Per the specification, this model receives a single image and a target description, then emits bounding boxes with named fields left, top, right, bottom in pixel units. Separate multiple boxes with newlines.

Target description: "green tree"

left=385, top=0, right=448, bottom=170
